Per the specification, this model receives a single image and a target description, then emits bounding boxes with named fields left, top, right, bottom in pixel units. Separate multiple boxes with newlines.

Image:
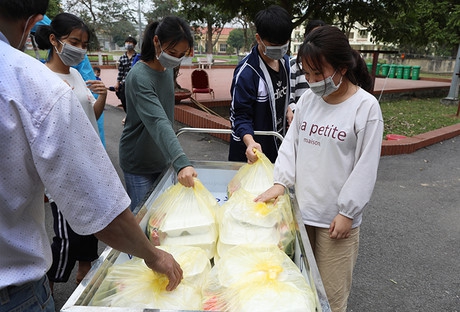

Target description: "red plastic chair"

left=191, top=69, right=214, bottom=99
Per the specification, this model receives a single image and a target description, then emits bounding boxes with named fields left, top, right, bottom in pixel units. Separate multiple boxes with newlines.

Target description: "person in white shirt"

left=256, top=25, right=383, bottom=312
left=34, top=12, right=109, bottom=293
left=0, top=1, right=182, bottom=311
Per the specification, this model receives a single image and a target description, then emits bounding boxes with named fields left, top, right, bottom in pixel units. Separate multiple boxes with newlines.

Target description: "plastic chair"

left=191, top=69, right=214, bottom=99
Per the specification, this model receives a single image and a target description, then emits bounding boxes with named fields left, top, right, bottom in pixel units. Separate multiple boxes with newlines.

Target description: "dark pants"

left=47, top=202, right=98, bottom=283
left=115, top=83, right=126, bottom=112
left=0, top=275, right=54, bottom=312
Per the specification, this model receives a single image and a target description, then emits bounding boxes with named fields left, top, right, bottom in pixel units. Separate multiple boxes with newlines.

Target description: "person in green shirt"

left=119, top=16, right=197, bottom=212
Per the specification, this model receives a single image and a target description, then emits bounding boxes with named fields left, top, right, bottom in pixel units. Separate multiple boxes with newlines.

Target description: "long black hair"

left=140, top=16, right=193, bottom=62
left=34, top=12, right=90, bottom=54
left=297, top=25, right=373, bottom=92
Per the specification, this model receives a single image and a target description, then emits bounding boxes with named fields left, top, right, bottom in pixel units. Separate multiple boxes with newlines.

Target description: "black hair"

left=125, top=36, right=137, bottom=45
left=93, top=66, right=101, bottom=72
left=0, top=0, right=48, bottom=20
left=34, top=12, right=90, bottom=53
left=255, top=5, right=293, bottom=45
left=140, top=16, right=193, bottom=62
left=297, top=25, right=373, bottom=92
left=304, top=19, right=326, bottom=37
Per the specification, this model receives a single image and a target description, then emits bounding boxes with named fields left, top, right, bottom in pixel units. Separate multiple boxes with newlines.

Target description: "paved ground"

left=99, top=66, right=452, bottom=107
left=48, top=104, right=459, bottom=311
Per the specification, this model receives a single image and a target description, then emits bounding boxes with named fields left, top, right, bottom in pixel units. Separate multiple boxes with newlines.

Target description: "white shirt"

left=0, top=34, right=130, bottom=288
left=274, top=88, right=383, bottom=228
left=55, top=67, right=98, bottom=133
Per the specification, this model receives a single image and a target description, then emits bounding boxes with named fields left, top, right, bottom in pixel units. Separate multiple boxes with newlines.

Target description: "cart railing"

left=176, top=127, right=284, bottom=142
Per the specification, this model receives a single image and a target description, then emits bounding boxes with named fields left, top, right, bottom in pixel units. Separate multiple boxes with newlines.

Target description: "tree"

left=62, top=0, right=137, bottom=50
left=145, top=0, right=183, bottom=23
left=108, top=20, right=137, bottom=48
left=46, top=0, right=63, bottom=18
left=180, top=1, right=233, bottom=54
left=227, top=28, right=244, bottom=55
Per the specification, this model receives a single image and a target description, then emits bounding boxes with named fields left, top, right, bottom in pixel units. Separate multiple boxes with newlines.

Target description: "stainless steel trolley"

left=61, top=128, right=331, bottom=312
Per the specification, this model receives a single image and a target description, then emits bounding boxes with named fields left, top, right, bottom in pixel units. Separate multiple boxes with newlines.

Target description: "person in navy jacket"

left=228, top=5, right=293, bottom=164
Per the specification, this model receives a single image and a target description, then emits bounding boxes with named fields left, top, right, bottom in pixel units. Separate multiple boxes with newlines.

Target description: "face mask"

left=307, top=71, right=343, bottom=97
left=261, top=41, right=289, bottom=60
left=125, top=43, right=134, bottom=50
left=55, top=40, right=87, bottom=66
left=156, top=40, right=184, bottom=68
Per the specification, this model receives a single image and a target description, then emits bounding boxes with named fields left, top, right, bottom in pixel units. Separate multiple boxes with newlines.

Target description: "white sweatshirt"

left=274, top=88, right=383, bottom=228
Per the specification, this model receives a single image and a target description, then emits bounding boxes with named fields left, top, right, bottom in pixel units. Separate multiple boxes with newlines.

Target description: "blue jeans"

left=0, top=275, right=55, bottom=312
left=124, top=172, right=160, bottom=212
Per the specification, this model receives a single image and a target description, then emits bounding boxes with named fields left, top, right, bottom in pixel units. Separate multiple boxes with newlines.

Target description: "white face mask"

left=260, top=40, right=289, bottom=60
left=156, top=40, right=184, bottom=68
left=55, top=40, right=87, bottom=66
left=125, top=43, right=134, bottom=50
left=307, top=70, right=343, bottom=97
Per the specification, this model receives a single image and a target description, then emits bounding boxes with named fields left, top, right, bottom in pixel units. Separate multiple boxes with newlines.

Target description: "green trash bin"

left=388, top=65, right=396, bottom=78
left=403, top=66, right=412, bottom=79
left=376, top=63, right=381, bottom=76
left=412, top=65, right=421, bottom=80
left=381, top=64, right=390, bottom=76
left=366, top=63, right=372, bottom=72
left=396, top=65, right=404, bottom=78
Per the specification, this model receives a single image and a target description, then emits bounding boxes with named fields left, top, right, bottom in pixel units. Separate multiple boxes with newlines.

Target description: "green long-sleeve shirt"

left=119, top=62, right=191, bottom=175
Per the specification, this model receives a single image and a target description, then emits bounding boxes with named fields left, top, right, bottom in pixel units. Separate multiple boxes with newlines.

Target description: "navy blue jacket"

left=228, top=45, right=291, bottom=163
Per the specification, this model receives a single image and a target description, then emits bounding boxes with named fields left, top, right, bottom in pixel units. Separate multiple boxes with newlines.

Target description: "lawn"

left=380, top=97, right=460, bottom=138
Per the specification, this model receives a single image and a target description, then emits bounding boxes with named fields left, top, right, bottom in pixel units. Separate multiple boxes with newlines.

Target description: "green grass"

left=380, top=97, right=460, bottom=138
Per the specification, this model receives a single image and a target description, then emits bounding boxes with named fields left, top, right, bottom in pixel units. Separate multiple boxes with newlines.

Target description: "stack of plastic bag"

left=147, top=178, right=218, bottom=259
left=216, top=188, right=295, bottom=259
left=91, top=245, right=211, bottom=309
left=227, top=149, right=274, bottom=197
left=202, top=244, right=316, bottom=312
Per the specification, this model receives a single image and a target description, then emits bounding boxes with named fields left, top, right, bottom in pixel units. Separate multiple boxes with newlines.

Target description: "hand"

left=286, top=107, right=294, bottom=127
left=254, top=184, right=286, bottom=204
left=329, top=214, right=353, bottom=239
left=144, top=248, right=183, bottom=291
left=86, top=79, right=107, bottom=95
left=177, top=166, right=197, bottom=187
left=245, top=143, right=262, bottom=164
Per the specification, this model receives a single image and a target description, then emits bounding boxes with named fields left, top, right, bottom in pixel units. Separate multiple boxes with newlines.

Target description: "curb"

left=381, top=123, right=460, bottom=156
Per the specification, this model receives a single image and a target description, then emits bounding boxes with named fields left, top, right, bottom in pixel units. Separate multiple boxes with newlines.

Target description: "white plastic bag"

left=91, top=245, right=211, bottom=310
left=203, top=244, right=316, bottom=312
left=147, top=178, right=218, bottom=258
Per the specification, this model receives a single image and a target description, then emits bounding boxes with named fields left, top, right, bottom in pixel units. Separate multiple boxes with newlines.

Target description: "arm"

left=86, top=79, right=107, bottom=120
left=95, top=208, right=183, bottom=291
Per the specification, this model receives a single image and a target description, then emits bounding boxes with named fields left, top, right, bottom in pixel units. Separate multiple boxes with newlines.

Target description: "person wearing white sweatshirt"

left=256, top=25, right=384, bottom=312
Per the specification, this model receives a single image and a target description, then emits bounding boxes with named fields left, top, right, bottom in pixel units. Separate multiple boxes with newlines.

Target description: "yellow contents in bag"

left=227, top=149, right=274, bottom=197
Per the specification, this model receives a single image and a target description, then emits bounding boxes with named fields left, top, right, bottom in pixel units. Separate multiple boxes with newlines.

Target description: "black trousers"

left=47, top=202, right=98, bottom=283
left=115, top=83, right=127, bottom=112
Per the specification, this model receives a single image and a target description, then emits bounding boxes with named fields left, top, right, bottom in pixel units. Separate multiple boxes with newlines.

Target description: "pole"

left=441, top=43, right=460, bottom=105
left=138, top=0, right=142, bottom=48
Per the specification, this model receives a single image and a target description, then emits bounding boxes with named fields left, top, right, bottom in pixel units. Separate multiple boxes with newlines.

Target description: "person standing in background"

left=228, top=5, right=293, bottom=164
left=287, top=19, right=325, bottom=125
left=0, top=1, right=183, bottom=311
left=119, top=17, right=197, bottom=212
left=116, top=36, right=138, bottom=118
left=256, top=25, right=383, bottom=312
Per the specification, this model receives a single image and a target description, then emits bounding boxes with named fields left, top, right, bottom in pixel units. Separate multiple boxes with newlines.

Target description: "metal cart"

left=61, top=129, right=331, bottom=312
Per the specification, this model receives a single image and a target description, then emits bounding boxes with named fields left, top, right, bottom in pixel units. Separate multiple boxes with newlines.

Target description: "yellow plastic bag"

left=202, top=244, right=316, bottom=312
left=147, top=178, right=218, bottom=258
left=227, top=149, right=274, bottom=197
left=216, top=188, right=296, bottom=259
left=91, top=245, right=211, bottom=310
